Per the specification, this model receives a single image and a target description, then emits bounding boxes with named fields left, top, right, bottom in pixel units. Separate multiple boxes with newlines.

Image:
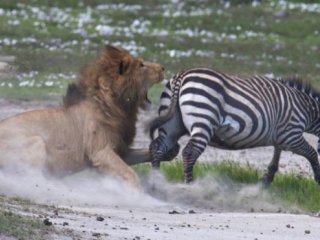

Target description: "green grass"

left=0, top=210, right=51, bottom=240
left=0, top=195, right=62, bottom=239
left=0, top=73, right=72, bottom=100
left=0, top=0, right=320, bottom=101
left=134, top=160, right=320, bottom=213
left=270, top=174, right=320, bottom=213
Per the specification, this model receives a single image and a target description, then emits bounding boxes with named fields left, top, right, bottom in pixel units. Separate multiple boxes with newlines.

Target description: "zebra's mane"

left=280, top=77, right=320, bottom=100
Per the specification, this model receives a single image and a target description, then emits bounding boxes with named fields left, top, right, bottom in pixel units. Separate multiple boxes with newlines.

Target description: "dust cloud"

left=0, top=165, right=161, bottom=208
left=143, top=170, right=295, bottom=213
left=0, top=165, right=294, bottom=213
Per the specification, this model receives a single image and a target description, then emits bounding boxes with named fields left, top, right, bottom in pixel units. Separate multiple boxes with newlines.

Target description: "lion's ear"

left=104, top=45, right=121, bottom=54
left=119, top=56, right=131, bottom=75
left=103, top=45, right=122, bottom=61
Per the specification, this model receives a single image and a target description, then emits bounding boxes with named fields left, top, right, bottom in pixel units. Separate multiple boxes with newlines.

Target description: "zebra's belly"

left=209, top=138, right=270, bottom=150
left=212, top=125, right=271, bottom=150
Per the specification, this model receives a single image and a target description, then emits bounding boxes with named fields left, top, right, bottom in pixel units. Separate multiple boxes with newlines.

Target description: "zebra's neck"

left=280, top=77, right=320, bottom=130
left=296, top=91, right=320, bottom=135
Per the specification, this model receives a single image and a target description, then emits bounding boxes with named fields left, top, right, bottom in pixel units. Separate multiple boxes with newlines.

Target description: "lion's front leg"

left=90, top=145, right=141, bottom=189
left=123, top=147, right=180, bottom=166
left=122, top=148, right=151, bottom=165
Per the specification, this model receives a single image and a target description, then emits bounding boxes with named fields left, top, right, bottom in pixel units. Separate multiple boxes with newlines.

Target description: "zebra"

left=149, top=68, right=320, bottom=185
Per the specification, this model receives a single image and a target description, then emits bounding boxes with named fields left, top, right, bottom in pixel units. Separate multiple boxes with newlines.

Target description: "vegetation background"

left=0, top=0, right=319, bottom=102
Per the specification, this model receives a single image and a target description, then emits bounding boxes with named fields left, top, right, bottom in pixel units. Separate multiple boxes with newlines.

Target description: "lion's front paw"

left=123, top=171, right=142, bottom=191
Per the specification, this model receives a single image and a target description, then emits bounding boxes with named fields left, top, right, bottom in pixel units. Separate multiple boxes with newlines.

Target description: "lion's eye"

left=140, top=62, right=144, bottom=67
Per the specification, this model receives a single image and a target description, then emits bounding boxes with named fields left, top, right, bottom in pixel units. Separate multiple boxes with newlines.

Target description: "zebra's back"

left=167, top=68, right=303, bottom=149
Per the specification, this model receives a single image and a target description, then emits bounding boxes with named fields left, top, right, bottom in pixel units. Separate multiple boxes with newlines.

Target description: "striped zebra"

left=149, top=68, right=320, bottom=185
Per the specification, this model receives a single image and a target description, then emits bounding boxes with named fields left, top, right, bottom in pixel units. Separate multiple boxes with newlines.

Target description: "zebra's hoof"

left=152, top=161, right=161, bottom=169
left=315, top=177, right=320, bottom=185
left=184, top=176, right=194, bottom=184
left=260, top=175, right=272, bottom=187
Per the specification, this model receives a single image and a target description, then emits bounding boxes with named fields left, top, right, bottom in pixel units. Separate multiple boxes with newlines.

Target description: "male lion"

left=0, top=45, right=164, bottom=188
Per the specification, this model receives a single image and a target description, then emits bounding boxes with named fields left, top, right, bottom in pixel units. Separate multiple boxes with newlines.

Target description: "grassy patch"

left=270, top=174, right=320, bottom=213
left=0, top=195, right=68, bottom=239
left=134, top=161, right=320, bottom=213
left=0, top=210, right=51, bottom=240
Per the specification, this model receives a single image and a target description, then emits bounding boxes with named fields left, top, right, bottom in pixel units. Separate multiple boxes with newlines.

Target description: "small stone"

left=188, top=210, right=196, bottom=214
left=305, top=230, right=311, bottom=234
left=43, top=218, right=52, bottom=226
left=62, top=222, right=69, bottom=226
left=169, top=210, right=180, bottom=214
left=92, top=232, right=101, bottom=237
left=96, top=216, right=104, bottom=222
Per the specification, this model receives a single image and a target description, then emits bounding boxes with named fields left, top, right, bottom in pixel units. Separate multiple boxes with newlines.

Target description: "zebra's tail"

left=148, top=71, right=184, bottom=140
left=148, top=102, right=177, bottom=140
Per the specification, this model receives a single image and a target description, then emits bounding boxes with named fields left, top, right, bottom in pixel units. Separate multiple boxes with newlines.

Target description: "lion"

left=0, top=45, right=165, bottom=188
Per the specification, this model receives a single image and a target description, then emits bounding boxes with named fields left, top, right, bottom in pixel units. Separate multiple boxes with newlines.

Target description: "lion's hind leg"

left=91, top=145, right=141, bottom=190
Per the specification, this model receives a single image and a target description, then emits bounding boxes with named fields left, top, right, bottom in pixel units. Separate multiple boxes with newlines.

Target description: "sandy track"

left=0, top=98, right=319, bottom=240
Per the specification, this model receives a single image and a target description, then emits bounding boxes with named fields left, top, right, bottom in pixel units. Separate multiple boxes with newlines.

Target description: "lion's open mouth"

left=141, top=91, right=152, bottom=110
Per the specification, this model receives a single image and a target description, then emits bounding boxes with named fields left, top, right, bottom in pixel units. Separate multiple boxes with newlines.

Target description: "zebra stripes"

left=149, top=68, right=320, bottom=184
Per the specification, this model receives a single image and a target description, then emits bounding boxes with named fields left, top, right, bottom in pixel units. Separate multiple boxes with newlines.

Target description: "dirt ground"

left=0, top=98, right=320, bottom=240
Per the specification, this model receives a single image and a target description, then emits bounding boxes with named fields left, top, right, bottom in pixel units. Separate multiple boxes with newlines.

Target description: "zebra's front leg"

left=287, top=137, right=320, bottom=184
left=261, top=147, right=281, bottom=186
left=182, top=139, right=207, bottom=183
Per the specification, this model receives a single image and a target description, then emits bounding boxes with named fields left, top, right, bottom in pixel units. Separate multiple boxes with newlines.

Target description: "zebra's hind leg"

left=261, top=147, right=282, bottom=186
left=149, top=136, right=180, bottom=168
left=149, top=136, right=167, bottom=168
left=182, top=139, right=207, bottom=183
left=286, top=137, right=320, bottom=184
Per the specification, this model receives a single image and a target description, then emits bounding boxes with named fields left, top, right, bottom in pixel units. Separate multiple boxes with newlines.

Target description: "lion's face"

left=131, top=58, right=164, bottom=87
left=73, top=46, right=164, bottom=111
left=99, top=46, right=164, bottom=110
left=123, top=57, right=164, bottom=110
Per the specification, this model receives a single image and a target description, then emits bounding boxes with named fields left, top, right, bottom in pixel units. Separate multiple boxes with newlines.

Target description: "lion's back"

left=0, top=108, right=81, bottom=171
